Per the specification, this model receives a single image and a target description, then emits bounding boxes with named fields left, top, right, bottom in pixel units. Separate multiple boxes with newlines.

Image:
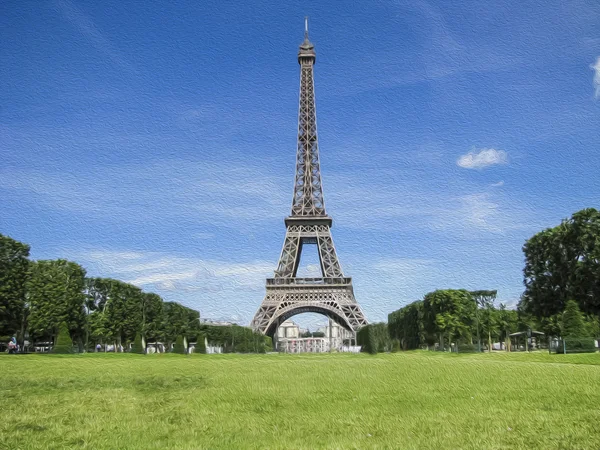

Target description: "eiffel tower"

left=251, top=20, right=368, bottom=340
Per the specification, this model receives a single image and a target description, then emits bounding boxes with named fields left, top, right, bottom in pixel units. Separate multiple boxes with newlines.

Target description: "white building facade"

left=276, top=319, right=358, bottom=353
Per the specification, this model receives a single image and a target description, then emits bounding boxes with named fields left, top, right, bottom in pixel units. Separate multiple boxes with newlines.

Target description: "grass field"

left=1, top=351, right=600, bottom=449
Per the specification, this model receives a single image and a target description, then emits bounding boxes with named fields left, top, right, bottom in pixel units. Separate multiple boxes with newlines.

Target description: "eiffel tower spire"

left=251, top=21, right=368, bottom=344
left=292, top=17, right=325, bottom=217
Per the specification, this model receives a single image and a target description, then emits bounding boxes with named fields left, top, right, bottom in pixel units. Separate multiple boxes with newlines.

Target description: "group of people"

left=7, top=337, right=18, bottom=354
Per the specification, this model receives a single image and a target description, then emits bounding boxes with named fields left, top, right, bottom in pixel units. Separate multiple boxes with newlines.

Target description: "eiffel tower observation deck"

left=251, top=20, right=368, bottom=339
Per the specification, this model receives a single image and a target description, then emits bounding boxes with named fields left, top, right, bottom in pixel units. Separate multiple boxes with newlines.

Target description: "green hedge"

left=456, top=343, right=478, bottom=353
left=357, top=323, right=391, bottom=354
left=555, top=338, right=597, bottom=354
left=263, top=335, right=273, bottom=352
left=199, top=324, right=271, bottom=353
left=388, top=301, right=424, bottom=350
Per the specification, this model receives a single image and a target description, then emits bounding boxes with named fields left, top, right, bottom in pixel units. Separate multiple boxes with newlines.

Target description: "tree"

left=470, top=291, right=497, bottom=309
left=473, top=292, right=499, bottom=352
left=423, top=290, right=476, bottom=348
left=479, top=307, right=497, bottom=352
left=538, top=314, right=561, bottom=338
left=496, top=304, right=518, bottom=350
left=435, top=312, right=462, bottom=350
left=84, top=277, right=113, bottom=348
left=0, top=234, right=30, bottom=343
left=585, top=315, right=600, bottom=341
left=102, top=280, right=143, bottom=350
left=53, top=322, right=73, bottom=354
left=470, top=290, right=497, bottom=351
left=27, top=260, right=87, bottom=346
left=86, top=279, right=165, bottom=350
left=183, top=307, right=201, bottom=342
left=85, top=277, right=113, bottom=312
left=87, top=310, right=109, bottom=347
left=561, top=300, right=589, bottom=338
left=521, top=208, right=600, bottom=318
left=162, top=302, right=188, bottom=347
left=140, top=292, right=164, bottom=343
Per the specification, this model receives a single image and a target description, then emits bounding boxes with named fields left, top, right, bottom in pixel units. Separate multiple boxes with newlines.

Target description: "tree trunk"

left=19, top=310, right=27, bottom=349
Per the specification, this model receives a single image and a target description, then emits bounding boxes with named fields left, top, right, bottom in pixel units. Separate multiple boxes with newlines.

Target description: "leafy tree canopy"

left=0, top=234, right=30, bottom=339
left=27, top=259, right=86, bottom=341
left=520, top=208, right=600, bottom=318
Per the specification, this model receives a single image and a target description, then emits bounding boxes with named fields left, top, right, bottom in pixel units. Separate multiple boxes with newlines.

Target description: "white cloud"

left=591, top=57, right=600, bottom=99
left=491, top=181, right=504, bottom=187
left=457, top=148, right=508, bottom=169
left=79, top=249, right=273, bottom=293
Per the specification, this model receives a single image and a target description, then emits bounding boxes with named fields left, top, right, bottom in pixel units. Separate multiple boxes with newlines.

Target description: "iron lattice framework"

left=251, top=22, right=368, bottom=338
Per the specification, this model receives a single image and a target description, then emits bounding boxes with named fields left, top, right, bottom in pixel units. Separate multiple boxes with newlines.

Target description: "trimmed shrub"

left=555, top=338, right=597, bottom=354
left=131, top=333, right=145, bottom=354
left=193, top=333, right=206, bottom=354
left=562, top=300, right=588, bottom=338
left=172, top=335, right=186, bottom=354
left=53, top=322, right=73, bottom=354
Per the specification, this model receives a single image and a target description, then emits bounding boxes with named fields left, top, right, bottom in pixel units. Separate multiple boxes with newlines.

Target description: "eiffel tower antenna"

left=251, top=21, right=368, bottom=345
left=304, top=16, right=309, bottom=39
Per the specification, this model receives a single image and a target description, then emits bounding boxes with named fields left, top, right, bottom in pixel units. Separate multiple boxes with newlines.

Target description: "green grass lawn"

left=1, top=351, right=599, bottom=450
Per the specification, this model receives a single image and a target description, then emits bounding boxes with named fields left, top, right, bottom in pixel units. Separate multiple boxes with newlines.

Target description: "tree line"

left=0, top=234, right=271, bottom=353
left=387, top=209, right=600, bottom=352
left=388, top=290, right=519, bottom=351
left=4, top=207, right=598, bottom=354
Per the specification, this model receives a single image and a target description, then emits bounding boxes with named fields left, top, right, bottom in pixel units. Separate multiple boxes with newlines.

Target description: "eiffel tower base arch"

left=251, top=278, right=367, bottom=339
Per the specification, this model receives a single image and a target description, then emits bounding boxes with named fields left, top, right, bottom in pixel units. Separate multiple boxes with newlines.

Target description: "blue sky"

left=1, top=0, right=599, bottom=330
